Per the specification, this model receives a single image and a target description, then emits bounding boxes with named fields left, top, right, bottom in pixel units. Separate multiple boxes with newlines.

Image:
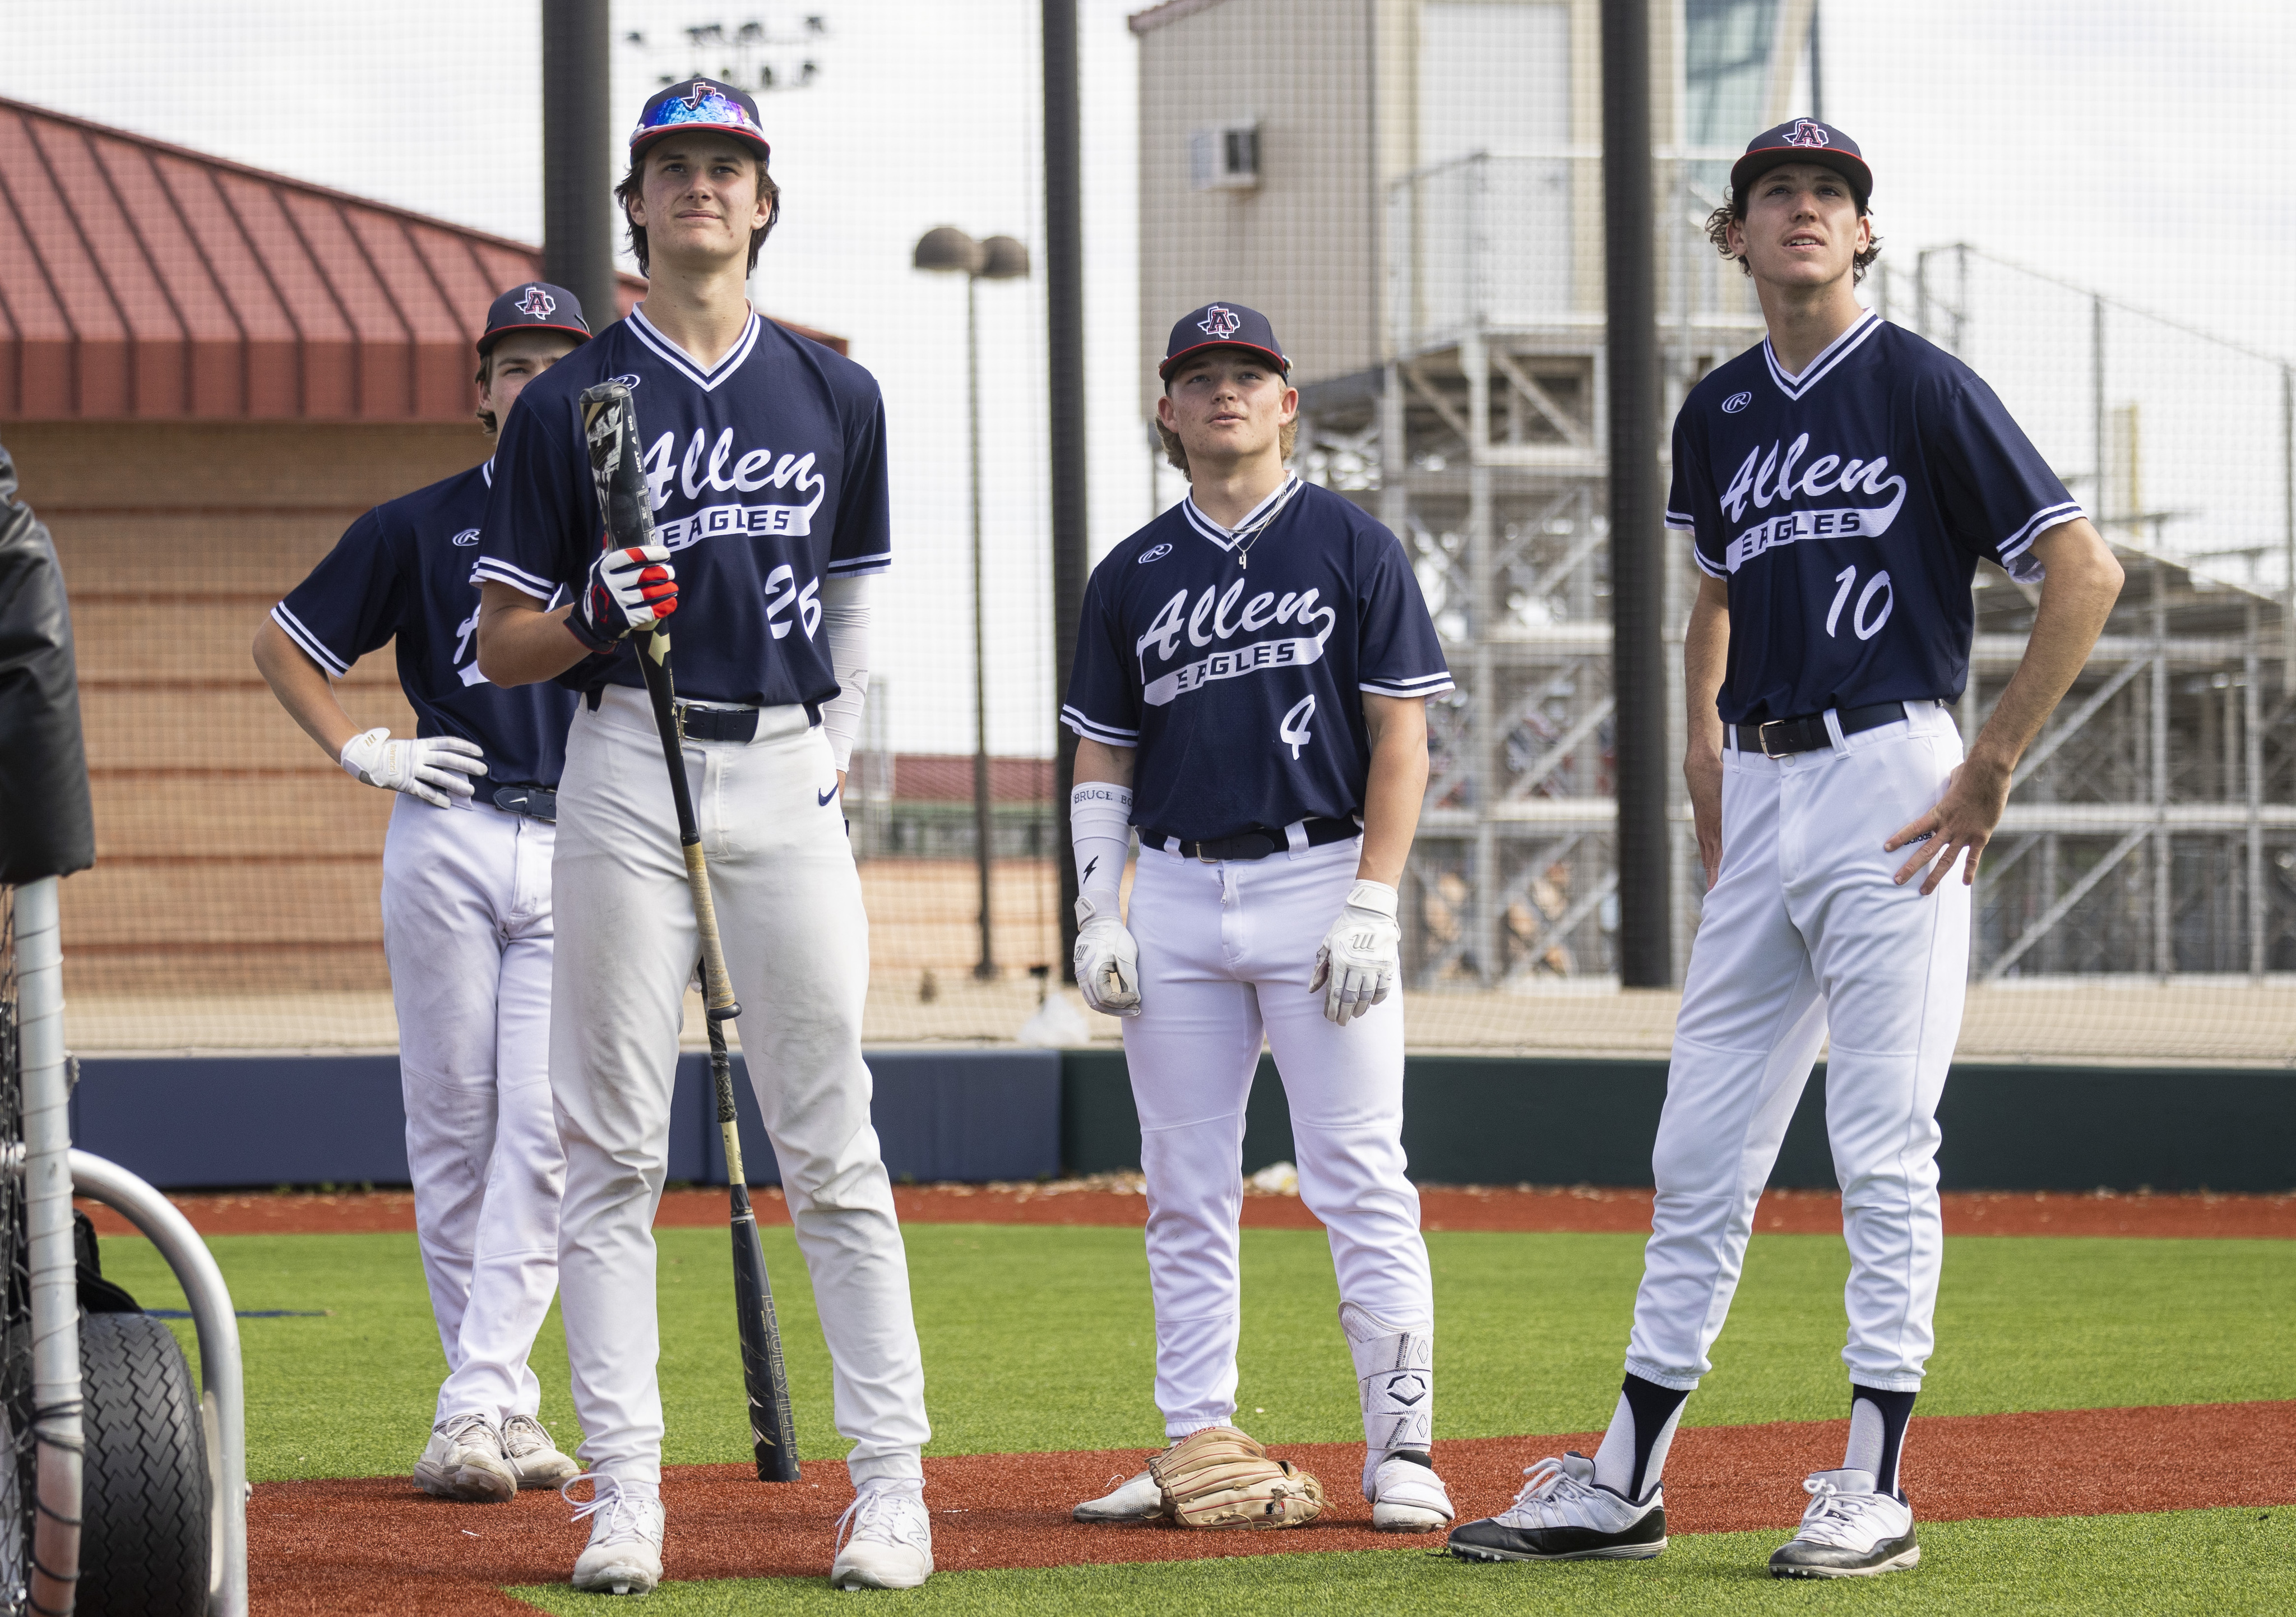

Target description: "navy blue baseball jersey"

left=271, top=462, right=577, bottom=787
left=475, top=308, right=890, bottom=708
left=1063, top=477, right=1452, bottom=840
left=1667, top=309, right=2082, bottom=725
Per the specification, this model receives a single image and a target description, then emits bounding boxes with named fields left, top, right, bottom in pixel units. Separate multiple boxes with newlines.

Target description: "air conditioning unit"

left=1189, top=122, right=1261, bottom=191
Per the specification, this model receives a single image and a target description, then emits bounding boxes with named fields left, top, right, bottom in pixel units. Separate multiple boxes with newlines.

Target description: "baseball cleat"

left=830, top=1479, right=933, bottom=1590
left=1768, top=1468, right=1920, bottom=1578
left=1072, top=1467, right=1164, bottom=1523
left=566, top=1474, right=666, bottom=1596
left=1368, top=1451, right=1454, bottom=1532
left=412, top=1412, right=517, bottom=1503
left=501, top=1413, right=582, bottom=1490
left=1447, top=1452, right=1666, bottom=1562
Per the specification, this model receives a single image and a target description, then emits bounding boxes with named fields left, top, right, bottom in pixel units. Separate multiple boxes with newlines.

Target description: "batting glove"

left=571, top=544, right=678, bottom=652
left=1311, top=880, right=1400, bottom=1025
left=1073, top=895, right=1143, bottom=1017
left=339, top=727, right=487, bottom=810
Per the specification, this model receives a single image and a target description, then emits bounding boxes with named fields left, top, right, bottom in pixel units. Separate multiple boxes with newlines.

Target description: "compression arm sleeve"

left=820, top=574, right=871, bottom=771
left=1070, top=782, right=1133, bottom=917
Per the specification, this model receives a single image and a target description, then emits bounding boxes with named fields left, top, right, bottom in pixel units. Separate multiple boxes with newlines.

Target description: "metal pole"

left=2093, top=297, right=2107, bottom=528
left=1808, top=1, right=1823, bottom=124
left=1043, top=0, right=1089, bottom=981
left=2248, top=598, right=2265, bottom=977
left=2151, top=562, right=2170, bottom=976
left=1465, top=334, right=1499, bottom=982
left=969, top=276, right=996, bottom=980
left=18, top=877, right=81, bottom=1617
left=2283, top=366, right=2294, bottom=677
left=541, top=0, right=619, bottom=327
left=1603, top=0, right=1670, bottom=986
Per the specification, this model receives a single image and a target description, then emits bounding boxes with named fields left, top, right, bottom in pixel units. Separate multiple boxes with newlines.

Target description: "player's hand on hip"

left=572, top=544, right=678, bottom=650
left=339, top=727, right=487, bottom=810
left=1073, top=895, right=1142, bottom=1017
left=1886, top=756, right=2012, bottom=895
left=1684, top=743, right=1725, bottom=890
left=1312, top=880, right=1400, bottom=1025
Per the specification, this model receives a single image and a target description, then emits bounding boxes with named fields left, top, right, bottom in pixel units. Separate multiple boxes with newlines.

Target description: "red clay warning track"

left=248, top=1400, right=2295, bottom=1616
left=84, top=1182, right=2296, bottom=1240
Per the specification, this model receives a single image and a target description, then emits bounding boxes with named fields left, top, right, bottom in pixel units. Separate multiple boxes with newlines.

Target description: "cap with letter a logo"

left=476, top=281, right=592, bottom=357
left=1729, top=117, right=1872, bottom=212
left=1160, top=302, right=1289, bottom=381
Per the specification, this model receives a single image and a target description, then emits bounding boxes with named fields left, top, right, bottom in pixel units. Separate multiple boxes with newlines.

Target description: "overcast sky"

left=6, top=2, right=2288, bottom=752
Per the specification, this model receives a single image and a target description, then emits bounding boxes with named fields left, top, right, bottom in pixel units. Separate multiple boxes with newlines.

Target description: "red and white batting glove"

left=570, top=544, right=678, bottom=652
left=339, top=728, right=487, bottom=810
left=1312, top=880, right=1400, bottom=1025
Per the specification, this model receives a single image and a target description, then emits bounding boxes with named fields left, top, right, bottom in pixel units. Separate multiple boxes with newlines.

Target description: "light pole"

left=913, top=226, right=1030, bottom=981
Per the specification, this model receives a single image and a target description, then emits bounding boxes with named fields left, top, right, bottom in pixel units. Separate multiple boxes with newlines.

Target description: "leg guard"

left=1341, top=1300, right=1432, bottom=1499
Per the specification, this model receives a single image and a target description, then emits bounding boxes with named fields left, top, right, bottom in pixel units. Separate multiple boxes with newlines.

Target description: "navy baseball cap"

left=1730, top=118, right=1872, bottom=210
left=629, top=77, right=772, bottom=164
left=1160, top=302, right=1289, bottom=382
left=477, top=282, right=591, bottom=357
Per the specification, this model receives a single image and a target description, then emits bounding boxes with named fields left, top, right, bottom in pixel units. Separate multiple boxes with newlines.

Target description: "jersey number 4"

left=1825, top=566, right=1894, bottom=641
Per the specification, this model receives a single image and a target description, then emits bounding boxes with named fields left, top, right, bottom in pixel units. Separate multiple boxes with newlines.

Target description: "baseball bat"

left=579, top=381, right=802, bottom=1484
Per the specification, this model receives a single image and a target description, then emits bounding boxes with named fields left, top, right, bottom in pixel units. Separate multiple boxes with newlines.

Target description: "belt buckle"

left=1757, top=719, right=1790, bottom=759
left=672, top=702, right=689, bottom=744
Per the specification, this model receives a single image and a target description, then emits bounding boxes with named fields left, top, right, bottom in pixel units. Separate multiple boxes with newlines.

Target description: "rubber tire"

left=77, top=1312, right=210, bottom=1617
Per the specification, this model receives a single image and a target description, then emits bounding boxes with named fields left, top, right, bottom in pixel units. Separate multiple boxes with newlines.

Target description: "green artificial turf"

left=97, top=1225, right=2295, bottom=1484
left=504, top=1505, right=2293, bottom=1615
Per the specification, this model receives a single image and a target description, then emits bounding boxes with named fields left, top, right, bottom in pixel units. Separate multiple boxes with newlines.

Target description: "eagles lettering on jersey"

left=271, top=461, right=578, bottom=788
left=475, top=308, right=891, bottom=708
left=1668, top=309, right=2083, bottom=725
left=1063, top=477, right=1452, bottom=842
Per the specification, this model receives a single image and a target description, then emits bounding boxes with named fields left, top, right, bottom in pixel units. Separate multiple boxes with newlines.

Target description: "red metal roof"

left=0, top=98, right=840, bottom=423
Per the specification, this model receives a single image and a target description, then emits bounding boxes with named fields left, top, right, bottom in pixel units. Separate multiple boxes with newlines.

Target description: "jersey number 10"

left=1825, top=566, right=1894, bottom=641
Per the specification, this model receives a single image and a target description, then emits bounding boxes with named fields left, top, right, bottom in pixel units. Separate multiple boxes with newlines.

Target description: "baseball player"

left=1447, top=121, right=2123, bottom=1577
left=252, top=283, right=596, bottom=1501
left=471, top=78, right=931, bottom=1595
left=1062, top=304, right=1459, bottom=1534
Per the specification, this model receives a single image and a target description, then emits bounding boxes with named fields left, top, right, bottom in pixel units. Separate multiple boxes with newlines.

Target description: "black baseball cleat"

left=1446, top=1452, right=1666, bottom=1563
left=1767, top=1469, right=1921, bottom=1578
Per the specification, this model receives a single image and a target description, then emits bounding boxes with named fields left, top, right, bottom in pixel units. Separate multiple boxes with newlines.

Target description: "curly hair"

left=1705, top=192, right=1882, bottom=284
left=615, top=149, right=780, bottom=278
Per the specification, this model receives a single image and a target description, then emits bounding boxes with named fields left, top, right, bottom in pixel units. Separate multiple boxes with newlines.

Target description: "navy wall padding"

left=72, top=1056, right=413, bottom=1189
left=75, top=1048, right=1063, bottom=1192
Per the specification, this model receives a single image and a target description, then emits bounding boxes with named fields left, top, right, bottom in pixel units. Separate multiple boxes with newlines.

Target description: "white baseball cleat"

left=1072, top=1468, right=1164, bottom=1523
left=412, top=1412, right=517, bottom=1503
left=830, top=1479, right=933, bottom=1590
left=565, top=1474, right=666, bottom=1596
left=501, top=1413, right=581, bottom=1490
left=1367, top=1452, right=1455, bottom=1532
left=1767, top=1469, right=1920, bottom=1578
left=1446, top=1452, right=1666, bottom=1561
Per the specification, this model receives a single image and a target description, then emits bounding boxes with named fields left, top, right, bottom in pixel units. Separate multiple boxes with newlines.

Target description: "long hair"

left=1705, top=193, right=1882, bottom=284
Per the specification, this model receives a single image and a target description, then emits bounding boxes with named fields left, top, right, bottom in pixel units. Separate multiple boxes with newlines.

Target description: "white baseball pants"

left=1121, top=835, right=1434, bottom=1438
left=549, top=685, right=929, bottom=1491
left=1627, top=702, right=1970, bottom=1395
left=379, top=793, right=564, bottom=1427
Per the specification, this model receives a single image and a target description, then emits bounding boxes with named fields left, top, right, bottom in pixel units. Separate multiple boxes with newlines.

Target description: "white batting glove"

left=339, top=727, right=487, bottom=810
left=1312, top=880, right=1400, bottom=1025
left=1073, top=895, right=1142, bottom=1017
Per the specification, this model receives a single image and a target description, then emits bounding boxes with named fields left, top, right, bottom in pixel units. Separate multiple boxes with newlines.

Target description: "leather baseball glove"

left=1147, top=1426, right=1325, bottom=1530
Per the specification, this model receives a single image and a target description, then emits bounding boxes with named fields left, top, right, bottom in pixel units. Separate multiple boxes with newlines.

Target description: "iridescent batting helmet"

left=629, top=77, right=771, bottom=165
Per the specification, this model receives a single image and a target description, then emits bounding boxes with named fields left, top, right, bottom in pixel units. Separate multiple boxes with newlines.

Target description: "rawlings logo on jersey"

left=608, top=373, right=642, bottom=391
left=1134, top=580, right=1338, bottom=706
left=1197, top=306, right=1242, bottom=339
left=1722, top=391, right=1753, bottom=414
left=450, top=528, right=480, bottom=546
left=515, top=285, right=557, bottom=318
left=1785, top=119, right=1830, bottom=149
left=1138, top=543, right=1173, bottom=565
left=1719, top=432, right=1909, bottom=572
left=638, top=427, right=828, bottom=546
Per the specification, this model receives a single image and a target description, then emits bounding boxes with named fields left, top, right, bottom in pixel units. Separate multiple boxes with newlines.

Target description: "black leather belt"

left=674, top=703, right=759, bottom=744
left=1141, top=816, right=1359, bottom=862
left=488, top=785, right=556, bottom=823
left=1728, top=700, right=1933, bottom=759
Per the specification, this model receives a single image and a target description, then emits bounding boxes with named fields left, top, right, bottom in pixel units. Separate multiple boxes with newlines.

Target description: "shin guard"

left=1340, top=1301, right=1432, bottom=1498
